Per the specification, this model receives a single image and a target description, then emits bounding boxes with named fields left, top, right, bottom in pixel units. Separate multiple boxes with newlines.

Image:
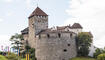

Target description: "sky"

left=0, top=0, right=105, bottom=49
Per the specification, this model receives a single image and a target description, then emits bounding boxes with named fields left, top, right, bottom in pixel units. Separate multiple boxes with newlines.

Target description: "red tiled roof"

left=29, top=7, right=48, bottom=18
left=71, top=23, right=83, bottom=29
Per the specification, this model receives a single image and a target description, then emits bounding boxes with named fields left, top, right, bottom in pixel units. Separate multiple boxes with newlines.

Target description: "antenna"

left=36, top=0, right=39, bottom=7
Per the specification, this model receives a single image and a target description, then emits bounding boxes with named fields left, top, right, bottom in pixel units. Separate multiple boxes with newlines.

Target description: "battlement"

left=36, top=32, right=76, bottom=39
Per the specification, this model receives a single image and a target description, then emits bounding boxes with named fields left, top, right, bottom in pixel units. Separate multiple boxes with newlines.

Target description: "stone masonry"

left=21, top=7, right=93, bottom=60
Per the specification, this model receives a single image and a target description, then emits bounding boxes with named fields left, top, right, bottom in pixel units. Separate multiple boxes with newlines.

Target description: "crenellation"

left=37, top=32, right=76, bottom=40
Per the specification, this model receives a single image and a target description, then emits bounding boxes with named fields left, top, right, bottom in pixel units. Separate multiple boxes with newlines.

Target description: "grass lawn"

left=21, top=58, right=26, bottom=60
left=0, top=55, right=30, bottom=60
left=0, top=55, right=7, bottom=60
left=21, top=58, right=32, bottom=60
left=70, top=57, right=96, bottom=60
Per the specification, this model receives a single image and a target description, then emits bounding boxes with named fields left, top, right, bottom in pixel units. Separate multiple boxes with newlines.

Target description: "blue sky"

left=1, top=0, right=105, bottom=49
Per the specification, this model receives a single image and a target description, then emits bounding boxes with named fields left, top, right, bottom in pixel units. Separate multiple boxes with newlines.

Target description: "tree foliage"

left=10, top=33, right=24, bottom=52
left=94, top=48, right=105, bottom=58
left=97, top=53, right=105, bottom=60
left=76, top=32, right=92, bottom=56
left=22, top=40, right=36, bottom=60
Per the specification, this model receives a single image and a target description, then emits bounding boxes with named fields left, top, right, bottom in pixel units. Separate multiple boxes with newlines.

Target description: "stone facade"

left=35, top=32, right=77, bottom=60
left=21, top=7, right=93, bottom=60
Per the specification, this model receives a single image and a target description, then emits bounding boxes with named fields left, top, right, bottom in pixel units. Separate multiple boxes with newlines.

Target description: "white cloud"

left=65, top=0, right=105, bottom=48
left=25, top=0, right=37, bottom=8
left=6, top=12, right=14, bottom=16
left=26, top=0, right=32, bottom=7
left=0, top=18, right=3, bottom=22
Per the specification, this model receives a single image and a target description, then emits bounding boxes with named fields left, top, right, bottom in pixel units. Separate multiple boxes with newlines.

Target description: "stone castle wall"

left=22, top=34, right=29, bottom=51
left=35, top=32, right=77, bottom=60
left=29, top=16, right=36, bottom=48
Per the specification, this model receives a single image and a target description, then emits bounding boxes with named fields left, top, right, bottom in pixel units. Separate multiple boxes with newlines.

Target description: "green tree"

left=97, top=53, right=105, bottom=60
left=10, top=33, right=24, bottom=53
left=94, top=48, right=105, bottom=58
left=22, top=40, right=36, bottom=60
left=76, top=32, right=92, bottom=56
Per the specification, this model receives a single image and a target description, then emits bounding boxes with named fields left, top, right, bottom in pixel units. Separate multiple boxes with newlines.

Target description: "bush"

left=94, top=48, right=104, bottom=58
left=0, top=51, right=7, bottom=56
left=97, top=53, right=105, bottom=60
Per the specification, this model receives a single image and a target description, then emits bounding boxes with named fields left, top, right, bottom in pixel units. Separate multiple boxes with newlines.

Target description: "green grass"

left=21, top=58, right=26, bottom=60
left=71, top=57, right=96, bottom=60
left=0, top=55, right=8, bottom=60
left=21, top=58, right=32, bottom=60
left=0, top=55, right=28, bottom=60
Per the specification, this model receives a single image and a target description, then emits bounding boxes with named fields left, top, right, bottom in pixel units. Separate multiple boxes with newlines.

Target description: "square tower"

left=28, top=7, right=48, bottom=48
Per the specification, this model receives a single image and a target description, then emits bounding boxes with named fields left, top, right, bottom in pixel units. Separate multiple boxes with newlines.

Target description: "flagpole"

left=8, top=46, right=9, bottom=56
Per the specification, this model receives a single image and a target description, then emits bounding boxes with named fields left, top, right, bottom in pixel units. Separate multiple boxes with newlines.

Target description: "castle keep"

left=21, top=7, right=93, bottom=60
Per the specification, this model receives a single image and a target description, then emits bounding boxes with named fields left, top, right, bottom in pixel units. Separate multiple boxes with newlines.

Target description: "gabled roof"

left=57, top=26, right=71, bottom=30
left=71, top=23, right=83, bottom=29
left=29, top=7, right=48, bottom=18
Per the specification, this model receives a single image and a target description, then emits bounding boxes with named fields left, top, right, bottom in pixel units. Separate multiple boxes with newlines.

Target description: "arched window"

left=47, top=34, right=50, bottom=38
left=70, top=33, right=72, bottom=37
left=68, top=44, right=71, bottom=46
left=58, top=33, right=61, bottom=38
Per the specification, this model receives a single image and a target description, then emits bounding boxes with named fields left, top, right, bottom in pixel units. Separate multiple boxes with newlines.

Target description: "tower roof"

left=71, top=23, right=83, bottom=29
left=29, top=7, right=48, bottom=18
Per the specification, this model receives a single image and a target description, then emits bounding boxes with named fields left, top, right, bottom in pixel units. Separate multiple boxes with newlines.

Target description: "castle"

left=21, top=7, right=93, bottom=60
